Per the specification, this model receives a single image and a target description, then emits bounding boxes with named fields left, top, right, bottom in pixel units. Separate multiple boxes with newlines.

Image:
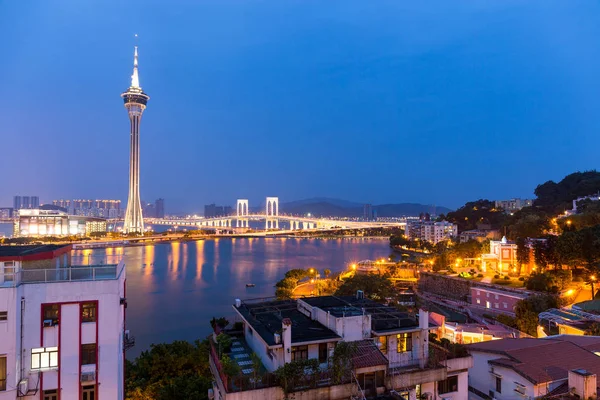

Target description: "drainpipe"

left=282, top=318, right=292, bottom=364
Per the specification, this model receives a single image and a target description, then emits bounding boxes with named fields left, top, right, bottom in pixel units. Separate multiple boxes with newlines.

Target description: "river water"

left=72, top=237, right=391, bottom=358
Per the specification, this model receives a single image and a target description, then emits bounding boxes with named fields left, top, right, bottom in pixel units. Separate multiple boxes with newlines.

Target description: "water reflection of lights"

left=195, top=240, right=204, bottom=281
left=171, top=242, right=180, bottom=279
left=182, top=242, right=189, bottom=272
left=143, top=245, right=154, bottom=276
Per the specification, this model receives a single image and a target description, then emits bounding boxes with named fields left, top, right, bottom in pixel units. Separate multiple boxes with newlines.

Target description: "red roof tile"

left=351, top=339, right=388, bottom=369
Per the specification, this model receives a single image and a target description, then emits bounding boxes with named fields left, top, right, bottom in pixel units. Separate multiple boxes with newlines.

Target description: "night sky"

left=1, top=0, right=599, bottom=213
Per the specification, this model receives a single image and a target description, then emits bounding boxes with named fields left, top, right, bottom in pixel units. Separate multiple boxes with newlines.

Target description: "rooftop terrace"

left=301, top=295, right=419, bottom=333
left=0, top=262, right=124, bottom=288
left=235, top=298, right=340, bottom=346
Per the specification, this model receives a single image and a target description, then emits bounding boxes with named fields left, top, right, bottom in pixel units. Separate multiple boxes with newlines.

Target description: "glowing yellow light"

left=351, top=264, right=357, bottom=270
left=565, top=289, right=574, bottom=296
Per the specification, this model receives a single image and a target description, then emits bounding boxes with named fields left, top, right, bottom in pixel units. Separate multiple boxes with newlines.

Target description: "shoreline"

left=70, top=234, right=391, bottom=249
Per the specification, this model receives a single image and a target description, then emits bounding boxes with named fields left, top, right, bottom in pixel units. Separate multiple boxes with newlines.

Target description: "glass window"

left=82, top=384, right=96, bottom=400
left=438, top=375, right=458, bottom=394
left=81, top=303, right=97, bottom=323
left=0, top=311, right=6, bottom=321
left=397, top=333, right=412, bottom=353
left=31, top=347, right=58, bottom=370
left=496, top=376, right=502, bottom=393
left=81, top=344, right=97, bottom=365
left=378, top=336, right=388, bottom=353
left=291, top=345, right=308, bottom=361
left=43, top=304, right=59, bottom=326
left=319, top=343, right=328, bottom=363
left=0, top=356, right=6, bottom=391
left=43, top=389, right=58, bottom=400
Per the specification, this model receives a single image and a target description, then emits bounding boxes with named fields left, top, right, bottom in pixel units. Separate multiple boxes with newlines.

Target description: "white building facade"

left=0, top=254, right=126, bottom=400
left=405, top=221, right=458, bottom=244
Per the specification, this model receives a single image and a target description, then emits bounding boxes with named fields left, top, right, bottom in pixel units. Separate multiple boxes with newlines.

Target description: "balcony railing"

left=0, top=263, right=124, bottom=288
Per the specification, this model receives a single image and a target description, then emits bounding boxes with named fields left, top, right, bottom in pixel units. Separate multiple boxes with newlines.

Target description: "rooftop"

left=0, top=262, right=124, bottom=288
left=351, top=339, right=388, bottom=370
left=301, top=295, right=419, bottom=333
left=234, top=299, right=340, bottom=346
left=468, top=336, right=600, bottom=385
left=0, top=244, right=72, bottom=260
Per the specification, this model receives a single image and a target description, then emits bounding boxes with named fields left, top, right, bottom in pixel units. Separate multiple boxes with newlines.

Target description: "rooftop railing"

left=0, top=262, right=124, bottom=288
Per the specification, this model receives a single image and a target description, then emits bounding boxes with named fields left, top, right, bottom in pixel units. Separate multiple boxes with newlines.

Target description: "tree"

left=445, top=199, right=508, bottom=232
left=220, top=354, right=241, bottom=378
left=585, top=323, right=600, bottom=336
left=215, top=333, right=232, bottom=357
left=323, top=269, right=331, bottom=278
left=126, top=340, right=212, bottom=400
left=514, top=294, right=560, bottom=337
left=331, top=341, right=357, bottom=384
left=516, top=237, right=529, bottom=274
left=334, top=274, right=395, bottom=301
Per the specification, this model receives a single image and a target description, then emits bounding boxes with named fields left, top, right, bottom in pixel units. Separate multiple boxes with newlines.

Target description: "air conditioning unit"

left=81, top=371, right=96, bottom=383
left=18, top=379, right=28, bottom=395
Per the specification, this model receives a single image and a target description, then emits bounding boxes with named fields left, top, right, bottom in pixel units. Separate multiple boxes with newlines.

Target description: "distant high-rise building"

left=155, top=198, right=165, bottom=218
left=204, top=204, right=232, bottom=218
left=51, top=199, right=122, bottom=218
left=363, top=204, right=374, bottom=221
left=14, top=195, right=39, bottom=210
left=142, top=201, right=156, bottom=218
left=405, top=220, right=457, bottom=244
left=0, top=208, right=13, bottom=219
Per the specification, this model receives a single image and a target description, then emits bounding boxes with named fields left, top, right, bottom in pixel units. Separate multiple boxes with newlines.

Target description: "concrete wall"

left=419, top=273, right=472, bottom=301
left=297, top=299, right=370, bottom=341
left=221, top=382, right=359, bottom=400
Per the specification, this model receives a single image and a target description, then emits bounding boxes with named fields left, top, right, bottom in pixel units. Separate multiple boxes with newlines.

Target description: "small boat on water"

left=246, top=283, right=256, bottom=288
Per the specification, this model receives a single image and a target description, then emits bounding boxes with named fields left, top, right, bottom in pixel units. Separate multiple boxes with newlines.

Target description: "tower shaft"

left=121, top=46, right=149, bottom=234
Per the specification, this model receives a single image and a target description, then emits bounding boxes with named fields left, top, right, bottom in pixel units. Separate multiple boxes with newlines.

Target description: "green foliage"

left=210, top=317, right=229, bottom=331
left=495, top=314, right=517, bottom=328
left=215, top=333, right=232, bottom=357
left=323, top=268, right=331, bottom=278
left=274, top=358, right=320, bottom=394
left=334, top=274, right=395, bottom=301
left=331, top=341, right=357, bottom=384
left=584, top=323, right=600, bottom=336
left=515, top=294, right=560, bottom=336
left=125, top=340, right=211, bottom=400
left=445, top=199, right=507, bottom=231
left=533, top=171, right=600, bottom=214
left=220, top=354, right=241, bottom=377
left=275, top=268, right=311, bottom=299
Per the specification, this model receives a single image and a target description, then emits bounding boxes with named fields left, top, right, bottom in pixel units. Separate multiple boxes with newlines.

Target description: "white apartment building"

left=494, top=198, right=533, bottom=212
left=405, top=221, right=458, bottom=244
left=209, top=294, right=473, bottom=400
left=0, top=245, right=127, bottom=400
left=467, top=335, right=600, bottom=400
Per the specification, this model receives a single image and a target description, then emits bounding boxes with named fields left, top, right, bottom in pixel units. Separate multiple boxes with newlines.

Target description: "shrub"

left=494, top=274, right=500, bottom=279
left=518, top=277, right=525, bottom=281
left=504, top=276, right=510, bottom=281
left=477, top=274, right=483, bottom=278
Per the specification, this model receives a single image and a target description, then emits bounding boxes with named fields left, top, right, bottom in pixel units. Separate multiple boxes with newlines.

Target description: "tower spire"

left=131, top=46, right=140, bottom=88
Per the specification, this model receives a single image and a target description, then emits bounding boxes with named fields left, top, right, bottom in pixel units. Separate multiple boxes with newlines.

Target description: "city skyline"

left=1, top=1, right=600, bottom=213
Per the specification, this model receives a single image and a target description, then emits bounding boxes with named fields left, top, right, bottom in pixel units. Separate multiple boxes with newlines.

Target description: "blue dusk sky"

left=0, top=0, right=599, bottom=213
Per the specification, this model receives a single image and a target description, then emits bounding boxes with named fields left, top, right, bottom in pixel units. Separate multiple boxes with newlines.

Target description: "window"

left=438, top=375, right=458, bottom=394
left=495, top=294, right=499, bottom=300
left=43, top=304, right=59, bottom=326
left=81, top=303, right=97, bottom=323
left=397, top=333, right=412, bottom=353
left=494, top=303, right=499, bottom=308
left=31, top=347, right=58, bottom=370
left=82, top=384, right=96, bottom=400
left=0, top=356, right=6, bottom=391
left=81, top=344, right=97, bottom=365
left=43, top=389, right=58, bottom=400
left=495, top=376, right=502, bottom=393
left=503, top=302, right=508, bottom=309
left=476, top=299, right=481, bottom=304
left=319, top=343, right=328, bottom=363
left=476, top=290, right=480, bottom=296
left=291, top=345, right=308, bottom=361
left=486, top=293, right=490, bottom=298
left=378, top=336, right=388, bottom=353
left=0, top=312, right=6, bottom=321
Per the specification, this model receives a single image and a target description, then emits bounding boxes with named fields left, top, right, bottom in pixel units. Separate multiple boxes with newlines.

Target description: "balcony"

left=0, top=262, right=124, bottom=288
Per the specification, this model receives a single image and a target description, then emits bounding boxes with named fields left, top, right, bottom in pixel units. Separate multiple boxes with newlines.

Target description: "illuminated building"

left=121, top=46, right=149, bottom=234
left=494, top=198, right=533, bottom=212
left=405, top=220, right=458, bottom=244
left=53, top=199, right=122, bottom=218
left=0, top=244, right=127, bottom=399
left=14, top=209, right=107, bottom=237
left=480, top=236, right=517, bottom=274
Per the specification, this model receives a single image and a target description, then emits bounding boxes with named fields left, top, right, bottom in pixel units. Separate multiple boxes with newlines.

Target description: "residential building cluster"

left=141, top=198, right=165, bottom=218
left=204, top=203, right=233, bottom=218
left=405, top=220, right=458, bottom=244
left=209, top=293, right=473, bottom=400
left=13, top=196, right=40, bottom=211
left=0, top=244, right=128, bottom=399
left=52, top=199, right=123, bottom=219
left=494, top=198, right=533, bottom=212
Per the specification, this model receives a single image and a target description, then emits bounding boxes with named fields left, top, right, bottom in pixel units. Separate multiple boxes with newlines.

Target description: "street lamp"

left=591, top=275, right=597, bottom=300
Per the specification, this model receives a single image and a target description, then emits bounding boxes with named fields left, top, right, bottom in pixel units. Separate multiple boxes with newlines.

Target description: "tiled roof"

left=470, top=336, right=600, bottom=385
left=351, top=339, right=388, bottom=370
